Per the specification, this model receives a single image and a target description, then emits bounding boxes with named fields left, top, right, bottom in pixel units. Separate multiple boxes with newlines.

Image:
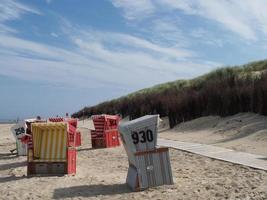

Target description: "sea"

left=0, top=119, right=18, bottom=124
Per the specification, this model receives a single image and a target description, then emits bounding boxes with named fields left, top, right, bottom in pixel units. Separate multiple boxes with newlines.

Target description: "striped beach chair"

left=119, top=115, right=173, bottom=191
left=90, top=115, right=120, bottom=148
left=27, top=122, right=76, bottom=175
left=48, top=118, right=81, bottom=147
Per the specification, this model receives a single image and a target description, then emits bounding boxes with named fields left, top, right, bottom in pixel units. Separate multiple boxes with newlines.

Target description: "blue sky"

left=1, top=0, right=267, bottom=119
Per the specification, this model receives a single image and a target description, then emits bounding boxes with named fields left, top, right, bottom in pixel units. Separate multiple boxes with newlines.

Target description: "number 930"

left=131, top=129, right=153, bottom=144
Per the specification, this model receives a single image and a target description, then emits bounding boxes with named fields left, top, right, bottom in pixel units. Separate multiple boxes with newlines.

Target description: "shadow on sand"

left=77, top=147, right=108, bottom=152
left=0, top=175, right=28, bottom=183
left=0, top=161, right=26, bottom=171
left=258, top=157, right=267, bottom=161
left=0, top=152, right=18, bottom=160
left=53, top=183, right=132, bottom=199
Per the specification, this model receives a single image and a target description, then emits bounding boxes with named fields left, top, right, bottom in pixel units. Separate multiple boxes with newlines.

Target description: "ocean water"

left=0, top=119, right=18, bottom=124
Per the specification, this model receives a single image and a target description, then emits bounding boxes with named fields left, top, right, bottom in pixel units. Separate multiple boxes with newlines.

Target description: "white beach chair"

left=119, top=115, right=173, bottom=191
left=10, top=123, right=27, bottom=156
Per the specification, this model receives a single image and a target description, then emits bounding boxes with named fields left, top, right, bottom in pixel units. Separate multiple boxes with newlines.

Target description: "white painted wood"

left=10, top=123, right=27, bottom=156
left=119, top=115, right=174, bottom=191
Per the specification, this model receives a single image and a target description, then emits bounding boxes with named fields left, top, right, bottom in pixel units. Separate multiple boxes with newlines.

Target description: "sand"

left=0, top=120, right=267, bottom=200
left=160, top=113, right=267, bottom=156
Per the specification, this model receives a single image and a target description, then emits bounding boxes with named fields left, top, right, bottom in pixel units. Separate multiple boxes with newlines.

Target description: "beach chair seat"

left=27, top=122, right=76, bottom=175
left=127, top=147, right=173, bottom=190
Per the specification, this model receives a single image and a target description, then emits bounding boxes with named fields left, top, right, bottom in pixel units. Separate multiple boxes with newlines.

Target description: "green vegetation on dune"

left=72, top=59, right=267, bottom=127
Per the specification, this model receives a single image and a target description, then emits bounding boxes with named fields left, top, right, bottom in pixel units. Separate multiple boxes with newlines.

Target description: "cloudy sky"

left=1, top=0, right=267, bottom=119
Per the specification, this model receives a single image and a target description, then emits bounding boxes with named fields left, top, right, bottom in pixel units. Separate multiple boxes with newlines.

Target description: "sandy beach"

left=160, top=113, right=267, bottom=156
left=2, top=0, right=267, bottom=199
left=0, top=121, right=267, bottom=200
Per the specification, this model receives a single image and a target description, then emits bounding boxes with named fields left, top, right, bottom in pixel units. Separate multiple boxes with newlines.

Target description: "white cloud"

left=194, top=0, right=267, bottom=40
left=0, top=0, right=40, bottom=33
left=191, top=28, right=223, bottom=47
left=144, top=17, right=189, bottom=47
left=239, top=0, right=267, bottom=35
left=0, top=0, right=40, bottom=22
left=111, top=0, right=155, bottom=20
left=103, top=32, right=193, bottom=58
left=0, top=1, right=221, bottom=91
left=0, top=27, right=220, bottom=89
left=156, top=0, right=195, bottom=14
left=46, top=0, right=53, bottom=4
left=111, top=0, right=267, bottom=41
left=50, top=32, right=58, bottom=38
left=0, top=24, right=17, bottom=34
left=192, top=0, right=256, bottom=40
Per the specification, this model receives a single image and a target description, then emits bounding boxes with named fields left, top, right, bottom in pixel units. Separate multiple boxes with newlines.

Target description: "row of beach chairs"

left=11, top=114, right=173, bottom=191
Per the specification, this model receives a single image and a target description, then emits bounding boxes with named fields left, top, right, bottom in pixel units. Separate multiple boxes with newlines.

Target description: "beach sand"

left=160, top=113, right=267, bottom=156
left=0, top=120, right=267, bottom=200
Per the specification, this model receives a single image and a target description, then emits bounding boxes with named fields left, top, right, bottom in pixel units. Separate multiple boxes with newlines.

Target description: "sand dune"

left=160, top=113, right=267, bottom=156
left=0, top=120, right=267, bottom=199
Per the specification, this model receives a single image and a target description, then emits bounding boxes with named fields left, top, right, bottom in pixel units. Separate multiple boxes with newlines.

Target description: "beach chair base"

left=126, top=147, right=173, bottom=191
left=27, top=148, right=77, bottom=176
left=91, top=138, right=106, bottom=148
left=27, top=162, right=67, bottom=175
left=91, top=130, right=120, bottom=149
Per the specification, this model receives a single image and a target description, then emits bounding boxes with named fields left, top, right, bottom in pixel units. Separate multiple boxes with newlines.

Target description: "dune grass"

left=72, top=59, right=267, bottom=127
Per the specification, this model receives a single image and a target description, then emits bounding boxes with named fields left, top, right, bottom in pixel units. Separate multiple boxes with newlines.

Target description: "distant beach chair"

left=10, top=123, right=27, bottom=156
left=27, top=122, right=77, bottom=175
left=90, top=114, right=120, bottom=148
left=119, top=115, right=173, bottom=191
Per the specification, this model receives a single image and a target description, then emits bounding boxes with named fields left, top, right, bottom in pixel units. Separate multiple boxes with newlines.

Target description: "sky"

left=0, top=0, right=267, bottom=120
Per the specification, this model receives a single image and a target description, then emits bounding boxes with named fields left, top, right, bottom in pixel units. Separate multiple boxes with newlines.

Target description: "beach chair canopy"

left=119, top=115, right=159, bottom=152
left=31, top=122, right=68, bottom=162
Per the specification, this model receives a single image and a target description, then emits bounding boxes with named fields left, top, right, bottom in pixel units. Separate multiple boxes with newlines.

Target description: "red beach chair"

left=91, top=115, right=120, bottom=148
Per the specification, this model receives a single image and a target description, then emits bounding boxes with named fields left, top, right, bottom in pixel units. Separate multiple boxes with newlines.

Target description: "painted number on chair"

left=131, top=129, right=153, bottom=144
left=14, top=127, right=25, bottom=136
